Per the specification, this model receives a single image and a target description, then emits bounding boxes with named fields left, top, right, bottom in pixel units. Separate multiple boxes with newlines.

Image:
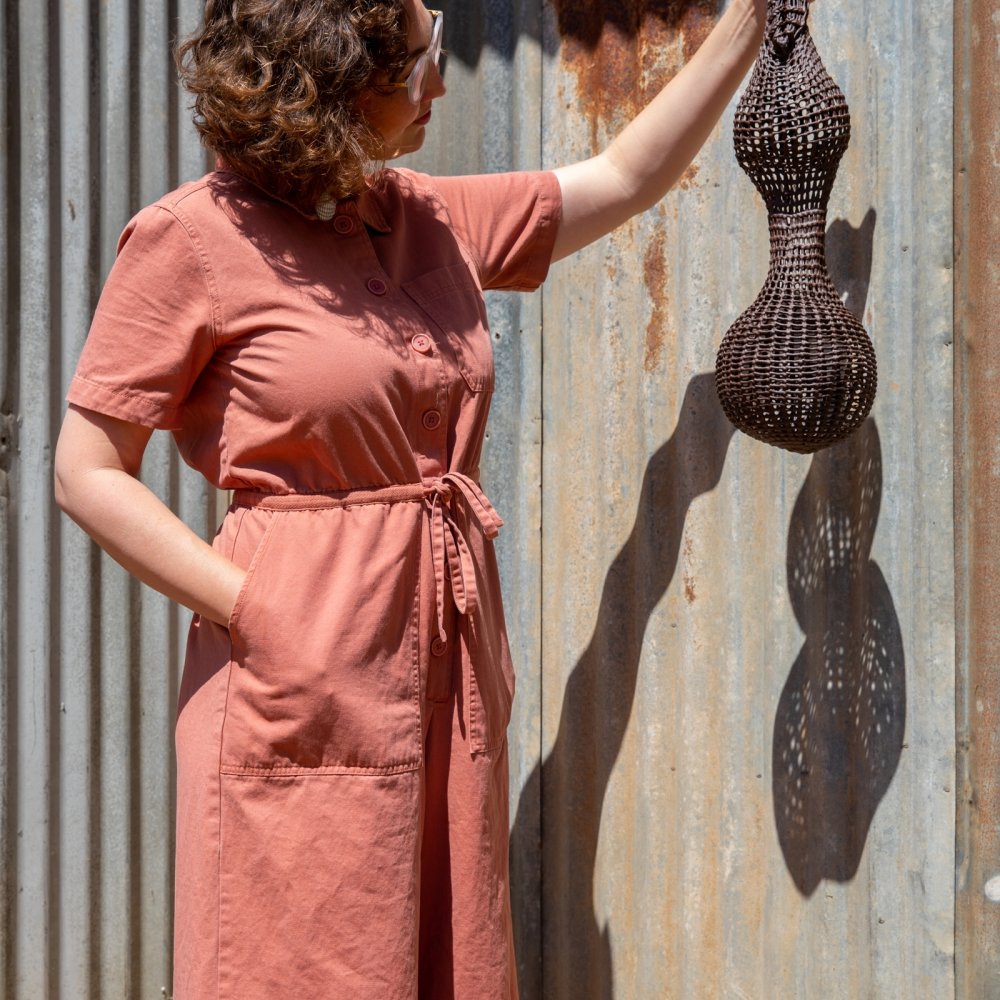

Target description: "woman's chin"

left=384, top=128, right=426, bottom=160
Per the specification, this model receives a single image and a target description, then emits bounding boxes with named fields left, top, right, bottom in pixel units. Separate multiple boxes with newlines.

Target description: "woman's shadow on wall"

left=509, top=208, right=904, bottom=997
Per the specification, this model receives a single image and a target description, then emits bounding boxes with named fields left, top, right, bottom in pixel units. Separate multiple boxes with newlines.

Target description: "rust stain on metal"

left=551, top=0, right=720, bottom=151
left=682, top=534, right=697, bottom=602
left=676, top=161, right=700, bottom=191
left=679, top=3, right=717, bottom=62
left=642, top=231, right=672, bottom=373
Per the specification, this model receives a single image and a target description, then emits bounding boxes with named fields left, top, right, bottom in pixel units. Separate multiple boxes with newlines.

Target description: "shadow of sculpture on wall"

left=772, top=207, right=905, bottom=896
left=773, top=418, right=906, bottom=895
left=509, top=372, right=735, bottom=999
left=508, top=209, right=899, bottom=995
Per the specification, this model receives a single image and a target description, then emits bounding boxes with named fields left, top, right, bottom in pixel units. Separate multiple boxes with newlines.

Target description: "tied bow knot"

left=426, top=473, right=503, bottom=645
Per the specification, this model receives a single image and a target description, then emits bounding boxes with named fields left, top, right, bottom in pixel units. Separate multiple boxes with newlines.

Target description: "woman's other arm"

left=54, top=404, right=244, bottom=627
left=551, top=0, right=766, bottom=260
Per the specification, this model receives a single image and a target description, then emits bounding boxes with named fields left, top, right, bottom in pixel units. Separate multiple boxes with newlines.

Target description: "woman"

left=55, top=0, right=773, bottom=996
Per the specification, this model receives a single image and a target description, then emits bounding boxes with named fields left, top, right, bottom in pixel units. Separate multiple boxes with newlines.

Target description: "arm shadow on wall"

left=510, top=371, right=735, bottom=1000
left=772, top=208, right=906, bottom=897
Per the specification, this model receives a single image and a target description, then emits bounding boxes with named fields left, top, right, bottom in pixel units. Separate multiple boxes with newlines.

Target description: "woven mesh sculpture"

left=715, top=0, right=877, bottom=453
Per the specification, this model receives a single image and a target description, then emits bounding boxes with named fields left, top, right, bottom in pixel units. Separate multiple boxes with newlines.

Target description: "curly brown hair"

left=176, top=0, right=410, bottom=210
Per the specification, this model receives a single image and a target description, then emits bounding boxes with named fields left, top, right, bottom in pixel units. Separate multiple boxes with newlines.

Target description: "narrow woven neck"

left=766, top=210, right=829, bottom=279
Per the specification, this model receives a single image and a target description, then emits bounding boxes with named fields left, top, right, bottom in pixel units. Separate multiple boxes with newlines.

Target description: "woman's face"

left=357, top=0, right=447, bottom=159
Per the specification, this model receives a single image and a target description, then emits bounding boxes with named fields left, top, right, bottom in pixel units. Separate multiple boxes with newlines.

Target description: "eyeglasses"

left=388, top=9, right=444, bottom=105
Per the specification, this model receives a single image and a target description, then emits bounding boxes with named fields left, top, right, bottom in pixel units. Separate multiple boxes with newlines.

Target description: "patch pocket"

left=402, top=262, right=495, bottom=392
left=221, top=504, right=424, bottom=776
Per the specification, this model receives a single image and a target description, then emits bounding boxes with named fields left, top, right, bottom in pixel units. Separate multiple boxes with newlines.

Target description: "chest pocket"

left=402, top=262, right=494, bottom=393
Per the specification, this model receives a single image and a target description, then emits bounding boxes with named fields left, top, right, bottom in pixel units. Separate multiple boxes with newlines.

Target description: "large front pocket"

left=223, top=502, right=423, bottom=775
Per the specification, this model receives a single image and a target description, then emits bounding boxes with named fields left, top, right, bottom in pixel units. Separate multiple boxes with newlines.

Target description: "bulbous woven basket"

left=715, top=0, right=877, bottom=454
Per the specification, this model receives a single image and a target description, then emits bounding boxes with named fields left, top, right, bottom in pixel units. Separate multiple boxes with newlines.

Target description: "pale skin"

left=54, top=0, right=774, bottom=627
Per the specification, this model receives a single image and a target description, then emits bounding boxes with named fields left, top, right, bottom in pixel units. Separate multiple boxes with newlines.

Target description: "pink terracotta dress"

left=67, top=166, right=561, bottom=999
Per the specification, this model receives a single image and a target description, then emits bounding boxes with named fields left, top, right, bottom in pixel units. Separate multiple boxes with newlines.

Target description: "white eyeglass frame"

left=388, top=9, right=444, bottom=105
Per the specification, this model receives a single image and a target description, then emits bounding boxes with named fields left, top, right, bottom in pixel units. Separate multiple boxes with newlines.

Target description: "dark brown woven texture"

left=715, top=0, right=877, bottom=454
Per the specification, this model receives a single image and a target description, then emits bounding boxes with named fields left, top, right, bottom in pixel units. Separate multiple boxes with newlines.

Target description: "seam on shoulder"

left=153, top=202, right=223, bottom=352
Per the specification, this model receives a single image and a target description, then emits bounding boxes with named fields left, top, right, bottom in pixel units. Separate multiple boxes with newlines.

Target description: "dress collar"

left=351, top=185, right=392, bottom=234
left=214, top=158, right=392, bottom=234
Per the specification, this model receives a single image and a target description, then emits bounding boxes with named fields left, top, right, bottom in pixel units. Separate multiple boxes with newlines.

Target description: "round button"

left=366, top=277, right=388, bottom=296
left=422, top=409, right=442, bottom=431
left=431, top=637, right=447, bottom=657
left=411, top=334, right=432, bottom=354
left=333, top=215, right=354, bottom=235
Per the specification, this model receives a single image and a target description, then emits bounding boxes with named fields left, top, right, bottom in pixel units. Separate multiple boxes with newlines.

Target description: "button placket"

left=345, top=214, right=392, bottom=303
left=342, top=221, right=450, bottom=453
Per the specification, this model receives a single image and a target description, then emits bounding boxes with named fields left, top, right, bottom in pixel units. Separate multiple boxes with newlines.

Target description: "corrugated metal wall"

left=0, top=0, right=979, bottom=997
left=535, top=0, right=955, bottom=994
left=1, top=2, right=214, bottom=996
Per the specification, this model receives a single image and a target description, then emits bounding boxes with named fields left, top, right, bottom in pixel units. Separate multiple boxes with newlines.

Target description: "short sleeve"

left=67, top=204, right=218, bottom=430
left=426, top=171, right=562, bottom=292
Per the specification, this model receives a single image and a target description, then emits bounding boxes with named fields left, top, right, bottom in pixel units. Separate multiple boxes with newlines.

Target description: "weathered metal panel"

left=538, top=1, right=953, bottom=998
left=954, top=0, right=1000, bottom=991
left=0, top=0, right=11, bottom=989
left=2, top=1, right=213, bottom=996
left=10, top=5, right=56, bottom=997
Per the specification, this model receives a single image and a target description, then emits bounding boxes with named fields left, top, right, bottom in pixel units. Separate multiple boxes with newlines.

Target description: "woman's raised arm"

left=54, top=405, right=245, bottom=627
left=551, top=0, right=766, bottom=261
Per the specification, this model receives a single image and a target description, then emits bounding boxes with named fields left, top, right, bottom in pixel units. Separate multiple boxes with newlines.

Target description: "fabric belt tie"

left=232, top=475, right=502, bottom=649
left=425, top=472, right=503, bottom=646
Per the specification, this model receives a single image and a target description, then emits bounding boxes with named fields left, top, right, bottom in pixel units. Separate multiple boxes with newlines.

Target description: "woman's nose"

left=426, top=58, right=447, bottom=99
